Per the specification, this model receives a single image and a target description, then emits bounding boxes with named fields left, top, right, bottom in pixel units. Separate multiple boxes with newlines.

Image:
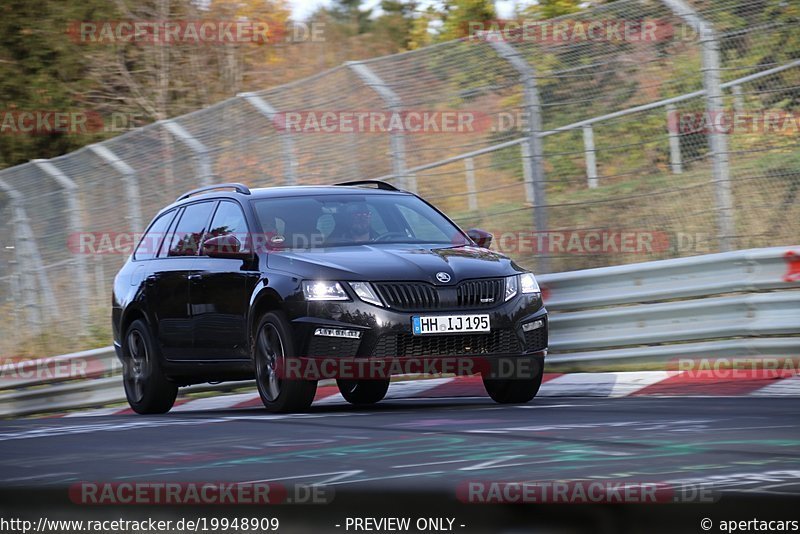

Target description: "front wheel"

left=122, top=319, right=178, bottom=414
left=482, top=355, right=544, bottom=404
left=337, top=379, right=390, bottom=405
left=254, top=312, right=317, bottom=413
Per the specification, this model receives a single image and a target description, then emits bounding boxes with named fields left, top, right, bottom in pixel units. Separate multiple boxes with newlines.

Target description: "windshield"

left=251, top=193, right=469, bottom=249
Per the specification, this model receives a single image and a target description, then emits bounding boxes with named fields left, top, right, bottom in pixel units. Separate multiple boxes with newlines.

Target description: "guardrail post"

left=662, top=0, right=734, bottom=252
left=347, top=61, right=416, bottom=193
left=488, top=35, right=550, bottom=271
left=32, top=160, right=90, bottom=334
left=89, top=144, right=143, bottom=232
left=666, top=104, right=683, bottom=174
left=160, top=120, right=213, bottom=187
left=582, top=125, right=598, bottom=189
left=464, top=157, right=478, bottom=212
left=0, top=179, right=42, bottom=331
left=238, top=92, right=299, bottom=185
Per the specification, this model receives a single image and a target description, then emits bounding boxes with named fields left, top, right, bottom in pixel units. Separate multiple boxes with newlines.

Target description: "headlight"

left=302, top=280, right=349, bottom=301
left=504, top=275, right=518, bottom=301
left=520, top=272, right=541, bottom=295
left=348, top=282, right=383, bottom=307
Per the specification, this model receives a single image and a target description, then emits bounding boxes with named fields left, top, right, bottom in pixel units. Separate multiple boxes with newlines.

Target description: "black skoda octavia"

left=112, top=180, right=548, bottom=414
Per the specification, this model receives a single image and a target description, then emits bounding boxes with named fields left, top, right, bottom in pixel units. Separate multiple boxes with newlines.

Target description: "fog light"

left=314, top=328, right=362, bottom=339
left=522, top=319, right=544, bottom=332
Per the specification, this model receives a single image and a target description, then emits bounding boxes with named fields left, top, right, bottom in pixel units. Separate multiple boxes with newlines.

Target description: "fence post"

left=32, top=160, right=90, bottom=334
left=0, top=179, right=42, bottom=332
left=464, top=157, right=478, bottom=212
left=488, top=36, right=549, bottom=271
left=666, top=104, right=683, bottom=174
left=662, top=0, right=734, bottom=251
left=520, top=143, right=535, bottom=203
left=89, top=144, right=143, bottom=232
left=238, top=92, right=299, bottom=185
left=347, top=61, right=416, bottom=193
left=732, top=85, right=744, bottom=113
left=582, top=125, right=598, bottom=189
left=160, top=120, right=213, bottom=187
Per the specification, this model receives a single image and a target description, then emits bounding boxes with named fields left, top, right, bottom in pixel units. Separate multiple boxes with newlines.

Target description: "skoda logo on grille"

left=435, top=272, right=451, bottom=283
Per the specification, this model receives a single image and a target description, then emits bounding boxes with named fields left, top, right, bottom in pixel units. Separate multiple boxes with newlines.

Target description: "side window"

left=157, top=207, right=182, bottom=259
left=397, top=205, right=449, bottom=241
left=133, top=210, right=176, bottom=261
left=208, top=201, right=250, bottom=252
left=167, top=202, right=215, bottom=257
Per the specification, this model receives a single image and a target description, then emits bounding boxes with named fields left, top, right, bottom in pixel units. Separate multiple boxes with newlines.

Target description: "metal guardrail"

left=1, top=246, right=798, bottom=417
left=539, top=247, right=799, bottom=311
left=540, top=246, right=800, bottom=365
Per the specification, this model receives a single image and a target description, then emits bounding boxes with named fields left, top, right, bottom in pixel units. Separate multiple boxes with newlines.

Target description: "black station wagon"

left=112, top=181, right=547, bottom=413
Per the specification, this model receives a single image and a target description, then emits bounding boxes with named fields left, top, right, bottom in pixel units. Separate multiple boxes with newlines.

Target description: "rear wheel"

left=337, top=379, right=390, bottom=405
left=254, top=312, right=317, bottom=413
left=482, top=355, right=544, bottom=404
left=122, top=319, right=178, bottom=414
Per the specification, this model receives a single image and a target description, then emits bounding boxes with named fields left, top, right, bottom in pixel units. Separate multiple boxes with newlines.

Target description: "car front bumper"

left=285, top=293, right=547, bottom=362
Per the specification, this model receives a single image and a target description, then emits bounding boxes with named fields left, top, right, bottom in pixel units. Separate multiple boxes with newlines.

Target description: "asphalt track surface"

left=1, top=396, right=799, bottom=532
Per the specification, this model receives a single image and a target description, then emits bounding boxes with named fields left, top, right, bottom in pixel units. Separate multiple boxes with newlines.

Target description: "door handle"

left=188, top=274, right=202, bottom=281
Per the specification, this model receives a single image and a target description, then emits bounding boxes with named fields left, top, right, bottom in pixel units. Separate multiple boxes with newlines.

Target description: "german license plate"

left=412, top=314, right=490, bottom=335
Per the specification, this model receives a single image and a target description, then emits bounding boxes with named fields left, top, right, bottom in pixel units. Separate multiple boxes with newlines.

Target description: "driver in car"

left=329, top=202, right=376, bottom=244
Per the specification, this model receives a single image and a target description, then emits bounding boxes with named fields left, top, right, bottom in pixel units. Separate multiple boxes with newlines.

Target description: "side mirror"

left=466, top=228, right=493, bottom=248
left=202, top=235, right=249, bottom=259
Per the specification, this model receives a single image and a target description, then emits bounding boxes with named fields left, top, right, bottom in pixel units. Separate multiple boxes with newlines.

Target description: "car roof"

left=250, top=185, right=411, bottom=198
left=163, top=184, right=412, bottom=212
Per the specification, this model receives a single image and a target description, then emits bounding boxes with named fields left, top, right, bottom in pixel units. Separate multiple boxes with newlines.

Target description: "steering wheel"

left=373, top=232, right=409, bottom=242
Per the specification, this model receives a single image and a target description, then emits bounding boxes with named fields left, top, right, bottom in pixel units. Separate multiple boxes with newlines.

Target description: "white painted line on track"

left=609, top=371, right=673, bottom=397
left=171, top=392, right=259, bottom=412
left=385, top=377, right=456, bottom=398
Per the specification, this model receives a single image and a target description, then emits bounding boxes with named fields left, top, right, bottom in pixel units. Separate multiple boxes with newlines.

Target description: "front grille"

left=457, top=279, right=504, bottom=308
left=373, top=278, right=504, bottom=311
left=306, top=335, right=361, bottom=358
left=373, top=282, right=439, bottom=311
left=372, top=330, right=521, bottom=358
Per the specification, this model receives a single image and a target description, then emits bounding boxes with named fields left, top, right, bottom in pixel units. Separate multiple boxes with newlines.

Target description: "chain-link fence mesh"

left=0, top=0, right=797, bottom=355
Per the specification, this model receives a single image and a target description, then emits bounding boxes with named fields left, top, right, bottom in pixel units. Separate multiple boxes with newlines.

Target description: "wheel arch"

left=119, top=307, right=153, bottom=354
left=248, top=287, right=285, bottom=355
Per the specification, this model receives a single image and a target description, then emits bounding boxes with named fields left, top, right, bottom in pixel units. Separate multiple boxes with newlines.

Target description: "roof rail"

left=334, top=180, right=399, bottom=191
left=176, top=183, right=251, bottom=202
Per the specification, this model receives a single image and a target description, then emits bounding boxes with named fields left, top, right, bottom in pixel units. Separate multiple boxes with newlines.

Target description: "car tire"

left=482, top=355, right=544, bottom=404
left=254, top=312, right=318, bottom=413
left=337, top=379, right=390, bottom=405
left=122, top=319, right=178, bottom=414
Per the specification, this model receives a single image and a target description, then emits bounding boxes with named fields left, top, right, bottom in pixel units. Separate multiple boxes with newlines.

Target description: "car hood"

left=267, top=244, right=522, bottom=283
